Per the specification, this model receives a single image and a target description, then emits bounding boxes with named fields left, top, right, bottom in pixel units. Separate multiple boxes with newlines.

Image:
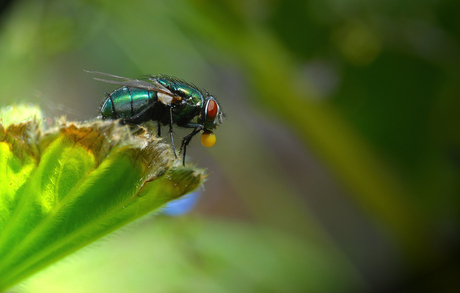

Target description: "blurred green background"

left=1, top=0, right=459, bottom=292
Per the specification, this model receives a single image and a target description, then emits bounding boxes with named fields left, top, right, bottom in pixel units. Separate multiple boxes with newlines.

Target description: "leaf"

left=0, top=104, right=204, bottom=291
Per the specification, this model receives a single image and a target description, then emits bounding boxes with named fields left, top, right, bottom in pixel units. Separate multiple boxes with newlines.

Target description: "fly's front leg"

left=179, top=123, right=204, bottom=165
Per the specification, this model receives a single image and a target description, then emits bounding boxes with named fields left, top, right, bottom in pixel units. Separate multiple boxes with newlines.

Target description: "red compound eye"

left=206, top=100, right=218, bottom=122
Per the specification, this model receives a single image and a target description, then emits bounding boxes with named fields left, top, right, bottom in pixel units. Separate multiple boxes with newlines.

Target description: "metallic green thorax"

left=157, top=78, right=203, bottom=124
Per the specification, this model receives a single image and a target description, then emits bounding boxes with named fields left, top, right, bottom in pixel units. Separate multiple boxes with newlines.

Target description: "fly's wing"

left=85, top=70, right=177, bottom=98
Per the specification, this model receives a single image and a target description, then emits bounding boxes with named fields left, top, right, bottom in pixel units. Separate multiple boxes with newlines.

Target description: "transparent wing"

left=85, top=70, right=175, bottom=96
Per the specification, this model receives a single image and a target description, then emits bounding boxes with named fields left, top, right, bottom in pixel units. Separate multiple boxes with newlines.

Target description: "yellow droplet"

left=201, top=131, right=216, bottom=147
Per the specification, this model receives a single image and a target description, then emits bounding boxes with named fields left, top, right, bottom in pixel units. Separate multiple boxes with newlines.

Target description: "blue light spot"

left=162, top=191, right=200, bottom=216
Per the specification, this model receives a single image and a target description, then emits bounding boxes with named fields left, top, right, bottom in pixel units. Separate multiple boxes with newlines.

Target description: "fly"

left=87, top=71, right=224, bottom=165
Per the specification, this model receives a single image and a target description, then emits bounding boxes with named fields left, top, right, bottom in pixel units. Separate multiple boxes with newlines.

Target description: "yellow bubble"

left=201, top=131, right=216, bottom=147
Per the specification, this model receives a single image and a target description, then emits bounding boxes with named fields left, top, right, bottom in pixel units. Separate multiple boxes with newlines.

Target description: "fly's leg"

left=157, top=121, right=161, bottom=137
left=120, top=100, right=157, bottom=125
left=169, top=106, right=177, bottom=159
left=179, top=123, right=204, bottom=166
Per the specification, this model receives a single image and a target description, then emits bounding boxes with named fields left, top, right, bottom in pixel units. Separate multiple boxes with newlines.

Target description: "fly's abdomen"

left=101, top=86, right=156, bottom=122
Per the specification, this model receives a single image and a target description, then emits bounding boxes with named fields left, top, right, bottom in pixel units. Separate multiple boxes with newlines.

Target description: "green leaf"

left=0, top=104, right=204, bottom=291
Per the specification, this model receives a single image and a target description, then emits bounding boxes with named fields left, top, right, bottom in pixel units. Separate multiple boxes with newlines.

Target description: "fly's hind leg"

left=120, top=100, right=158, bottom=125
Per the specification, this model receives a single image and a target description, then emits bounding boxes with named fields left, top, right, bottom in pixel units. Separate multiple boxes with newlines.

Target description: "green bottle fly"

left=88, top=71, right=224, bottom=165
